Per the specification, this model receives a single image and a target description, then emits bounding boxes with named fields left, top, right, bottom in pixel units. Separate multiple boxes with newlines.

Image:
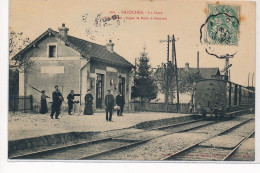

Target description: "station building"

left=14, top=24, right=134, bottom=111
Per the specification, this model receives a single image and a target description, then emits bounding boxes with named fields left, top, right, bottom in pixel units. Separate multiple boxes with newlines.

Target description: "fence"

left=130, top=102, right=190, bottom=113
left=9, top=95, right=33, bottom=113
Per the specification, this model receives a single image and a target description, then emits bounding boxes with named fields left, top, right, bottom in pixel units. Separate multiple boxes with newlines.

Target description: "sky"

left=9, top=0, right=256, bottom=86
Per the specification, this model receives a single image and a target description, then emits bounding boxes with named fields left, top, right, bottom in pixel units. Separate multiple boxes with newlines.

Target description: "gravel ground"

left=9, top=128, right=146, bottom=158
left=88, top=115, right=255, bottom=160
left=90, top=132, right=211, bottom=160
left=230, top=138, right=255, bottom=161
left=176, top=147, right=231, bottom=161
left=163, top=121, right=214, bottom=133
left=175, top=118, right=255, bottom=161
left=8, top=111, right=189, bottom=140
left=232, top=114, right=255, bottom=120
left=187, top=120, right=245, bottom=135
left=225, top=120, right=255, bottom=137
left=87, top=128, right=145, bottom=140
left=38, top=140, right=132, bottom=160
left=9, top=112, right=254, bottom=160
left=199, top=135, right=244, bottom=149
left=114, top=130, right=169, bottom=141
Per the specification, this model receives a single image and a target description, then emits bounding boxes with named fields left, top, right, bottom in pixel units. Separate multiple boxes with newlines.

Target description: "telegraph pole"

left=134, top=58, right=137, bottom=102
left=229, top=70, right=231, bottom=81
left=134, top=58, right=137, bottom=77
left=247, top=72, right=250, bottom=108
left=252, top=72, right=254, bottom=87
left=159, top=35, right=171, bottom=112
left=159, top=34, right=180, bottom=112
left=166, top=35, right=170, bottom=111
left=167, top=35, right=170, bottom=62
left=248, top=72, right=250, bottom=87
left=172, top=34, right=180, bottom=113
left=225, top=58, right=229, bottom=80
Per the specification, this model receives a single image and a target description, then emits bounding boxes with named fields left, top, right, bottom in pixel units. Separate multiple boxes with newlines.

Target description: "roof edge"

left=92, top=57, right=134, bottom=69
left=12, top=28, right=91, bottom=60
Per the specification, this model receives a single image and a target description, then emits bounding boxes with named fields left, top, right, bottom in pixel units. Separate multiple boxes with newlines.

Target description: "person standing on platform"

left=50, top=85, right=64, bottom=119
left=84, top=90, right=94, bottom=115
left=116, top=92, right=125, bottom=116
left=105, top=89, right=114, bottom=122
left=67, top=90, right=75, bottom=115
left=40, top=90, right=50, bottom=114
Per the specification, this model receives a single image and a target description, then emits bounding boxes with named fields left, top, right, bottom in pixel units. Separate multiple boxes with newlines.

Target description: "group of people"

left=104, top=89, right=125, bottom=122
left=40, top=85, right=125, bottom=122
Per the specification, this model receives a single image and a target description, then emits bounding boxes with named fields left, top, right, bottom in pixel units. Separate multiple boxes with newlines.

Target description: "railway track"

left=10, top=117, right=218, bottom=160
left=160, top=117, right=254, bottom=161
left=10, top=114, right=253, bottom=160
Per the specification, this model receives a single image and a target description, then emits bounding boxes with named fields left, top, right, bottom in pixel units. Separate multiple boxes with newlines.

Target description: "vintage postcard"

left=7, top=0, right=256, bottom=162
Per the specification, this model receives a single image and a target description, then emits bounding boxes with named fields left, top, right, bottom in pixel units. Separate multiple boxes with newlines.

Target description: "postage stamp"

left=205, top=4, right=240, bottom=46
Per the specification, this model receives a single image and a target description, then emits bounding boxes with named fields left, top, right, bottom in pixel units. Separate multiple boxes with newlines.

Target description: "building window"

left=49, top=45, right=57, bottom=57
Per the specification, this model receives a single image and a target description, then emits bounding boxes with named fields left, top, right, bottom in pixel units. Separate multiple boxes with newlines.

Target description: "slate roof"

left=154, top=66, right=220, bottom=80
left=13, top=28, right=134, bottom=68
left=182, top=67, right=220, bottom=79
left=67, top=34, right=134, bottom=68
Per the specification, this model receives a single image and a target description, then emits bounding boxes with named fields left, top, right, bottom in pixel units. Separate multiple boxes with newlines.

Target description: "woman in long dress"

left=40, top=90, right=50, bottom=114
left=84, top=90, right=93, bottom=115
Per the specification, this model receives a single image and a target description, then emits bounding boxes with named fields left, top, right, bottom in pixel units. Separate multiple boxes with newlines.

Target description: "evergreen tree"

left=132, top=48, right=158, bottom=102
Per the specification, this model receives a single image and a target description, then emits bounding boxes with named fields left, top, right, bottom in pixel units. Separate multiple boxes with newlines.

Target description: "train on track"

left=194, top=79, right=255, bottom=117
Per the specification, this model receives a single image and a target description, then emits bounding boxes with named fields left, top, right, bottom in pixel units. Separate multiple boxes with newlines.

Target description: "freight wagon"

left=194, top=79, right=255, bottom=117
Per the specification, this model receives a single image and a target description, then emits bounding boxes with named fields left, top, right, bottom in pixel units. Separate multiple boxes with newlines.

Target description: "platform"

left=8, top=111, right=195, bottom=141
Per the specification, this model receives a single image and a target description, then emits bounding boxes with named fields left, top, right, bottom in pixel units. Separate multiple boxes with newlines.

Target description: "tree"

left=155, top=62, right=176, bottom=104
left=9, top=31, right=33, bottom=71
left=178, top=69, right=203, bottom=102
left=132, top=48, right=158, bottom=102
left=9, top=31, right=32, bottom=96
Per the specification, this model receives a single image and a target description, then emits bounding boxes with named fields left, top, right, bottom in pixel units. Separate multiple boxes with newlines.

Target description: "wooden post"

left=30, top=95, right=33, bottom=111
left=24, top=96, right=26, bottom=113
left=159, top=35, right=173, bottom=113
left=252, top=72, right=254, bottom=87
left=197, top=51, right=200, bottom=73
left=167, top=35, right=170, bottom=63
left=165, top=35, right=170, bottom=112
left=172, top=34, right=180, bottom=113
left=225, top=57, right=229, bottom=80
left=134, top=58, right=137, bottom=102
left=248, top=72, right=250, bottom=87
left=13, top=96, right=16, bottom=113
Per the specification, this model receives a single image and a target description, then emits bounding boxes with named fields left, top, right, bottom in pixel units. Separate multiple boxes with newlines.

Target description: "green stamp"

left=205, top=4, right=240, bottom=46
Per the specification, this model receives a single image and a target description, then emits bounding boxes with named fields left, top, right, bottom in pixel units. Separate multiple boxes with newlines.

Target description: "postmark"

left=199, top=4, right=240, bottom=59
left=81, top=12, right=125, bottom=41
left=81, top=10, right=167, bottom=41
left=205, top=4, right=240, bottom=46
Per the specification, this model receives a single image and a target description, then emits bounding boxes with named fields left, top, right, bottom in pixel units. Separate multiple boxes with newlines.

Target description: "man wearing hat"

left=116, top=91, right=125, bottom=116
left=50, top=85, right=64, bottom=119
left=104, top=89, right=114, bottom=122
left=67, top=90, right=75, bottom=115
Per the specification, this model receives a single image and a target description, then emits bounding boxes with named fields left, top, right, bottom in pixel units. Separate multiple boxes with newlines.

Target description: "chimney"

left=58, top=23, right=69, bottom=40
left=197, top=51, right=200, bottom=73
left=106, top=40, right=114, bottom=52
left=185, top=63, right=189, bottom=71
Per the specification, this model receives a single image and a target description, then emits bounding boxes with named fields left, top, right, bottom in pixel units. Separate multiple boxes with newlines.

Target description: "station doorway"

left=118, top=76, right=125, bottom=96
left=96, top=74, right=104, bottom=108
